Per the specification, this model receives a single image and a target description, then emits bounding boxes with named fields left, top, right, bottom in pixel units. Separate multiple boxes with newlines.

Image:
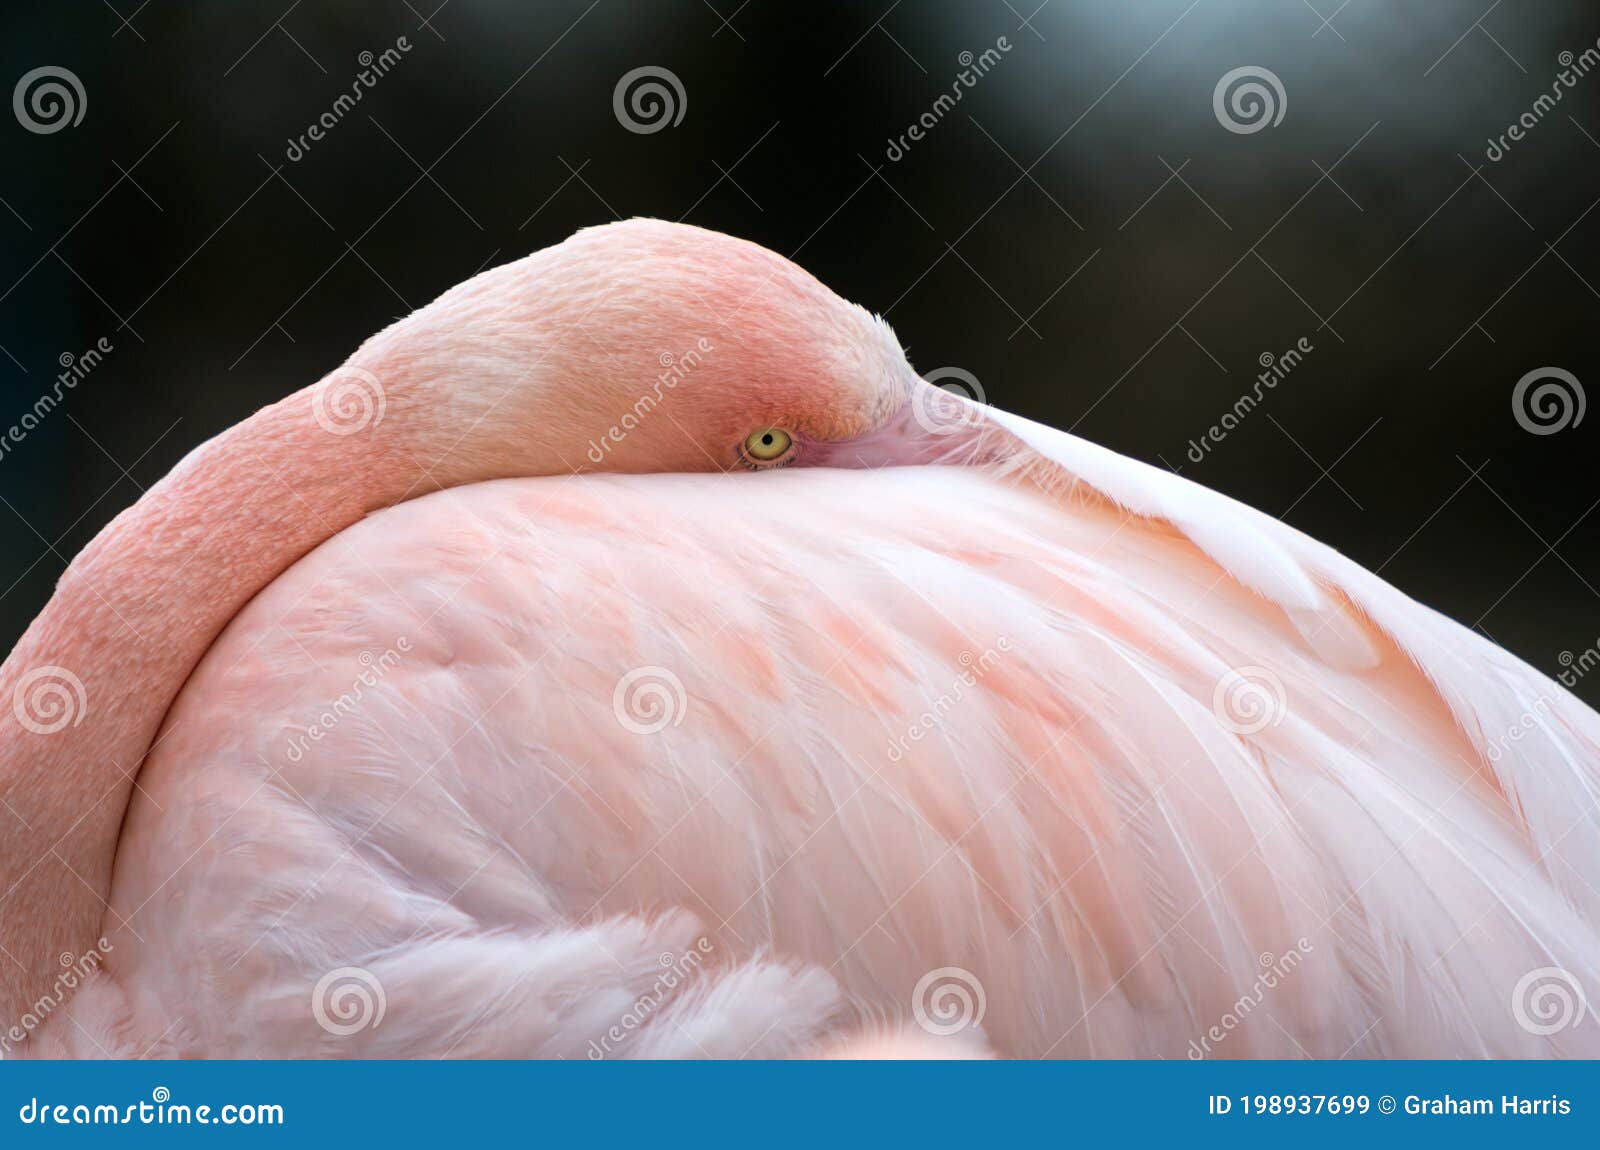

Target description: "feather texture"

left=28, top=441, right=1599, bottom=1058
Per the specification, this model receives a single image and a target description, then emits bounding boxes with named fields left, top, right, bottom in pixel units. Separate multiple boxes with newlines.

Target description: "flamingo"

left=2, top=219, right=1596, bottom=1058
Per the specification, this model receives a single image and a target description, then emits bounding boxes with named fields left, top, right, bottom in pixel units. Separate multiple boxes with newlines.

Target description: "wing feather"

left=983, top=406, right=1600, bottom=925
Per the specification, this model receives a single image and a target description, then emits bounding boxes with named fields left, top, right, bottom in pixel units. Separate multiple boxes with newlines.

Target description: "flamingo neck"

left=0, top=373, right=445, bottom=1029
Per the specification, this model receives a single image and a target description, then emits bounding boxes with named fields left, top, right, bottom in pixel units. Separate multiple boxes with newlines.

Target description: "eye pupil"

left=743, top=427, right=793, bottom=465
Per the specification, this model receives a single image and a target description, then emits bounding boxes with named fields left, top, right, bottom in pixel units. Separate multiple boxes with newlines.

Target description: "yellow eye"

left=743, top=427, right=793, bottom=463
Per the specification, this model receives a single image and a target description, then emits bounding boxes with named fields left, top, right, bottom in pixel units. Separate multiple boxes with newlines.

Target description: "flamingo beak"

left=802, top=377, right=996, bottom=470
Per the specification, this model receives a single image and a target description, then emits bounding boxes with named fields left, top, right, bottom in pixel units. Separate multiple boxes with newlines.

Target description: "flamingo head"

left=357, top=218, right=984, bottom=479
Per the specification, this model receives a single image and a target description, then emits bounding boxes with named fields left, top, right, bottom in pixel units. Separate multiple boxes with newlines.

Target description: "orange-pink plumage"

left=2, top=220, right=1596, bottom=1058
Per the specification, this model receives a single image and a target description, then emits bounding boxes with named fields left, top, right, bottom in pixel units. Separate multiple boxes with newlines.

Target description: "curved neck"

left=0, top=375, right=450, bottom=1026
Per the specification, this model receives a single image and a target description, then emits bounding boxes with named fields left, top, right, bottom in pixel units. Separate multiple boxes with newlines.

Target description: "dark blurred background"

left=2, top=1, right=1597, bottom=703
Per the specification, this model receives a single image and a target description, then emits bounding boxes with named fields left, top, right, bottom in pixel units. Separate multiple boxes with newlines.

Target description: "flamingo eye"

left=741, top=427, right=794, bottom=466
